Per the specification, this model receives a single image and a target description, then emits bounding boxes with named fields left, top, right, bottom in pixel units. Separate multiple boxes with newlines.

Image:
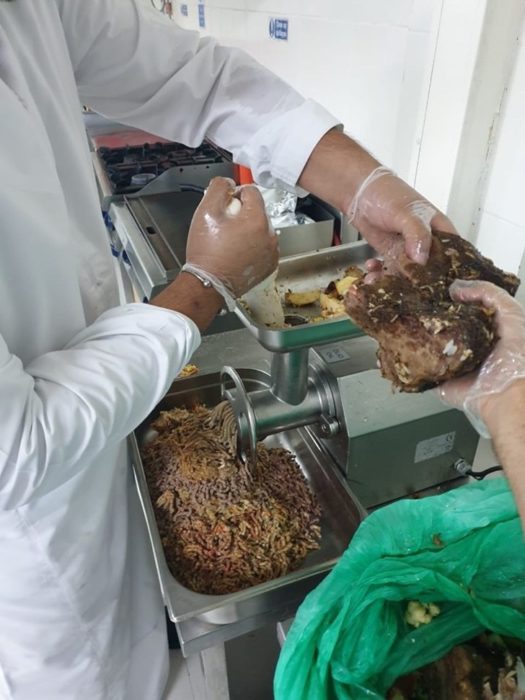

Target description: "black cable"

left=465, top=465, right=503, bottom=481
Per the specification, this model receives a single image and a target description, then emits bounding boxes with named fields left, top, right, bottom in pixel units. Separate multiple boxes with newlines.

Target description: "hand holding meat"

left=346, top=166, right=456, bottom=264
left=183, top=177, right=279, bottom=302
left=438, top=280, right=525, bottom=437
left=345, top=232, right=520, bottom=392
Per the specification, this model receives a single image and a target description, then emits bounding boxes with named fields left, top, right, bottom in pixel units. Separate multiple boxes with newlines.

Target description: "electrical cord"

left=454, top=459, right=503, bottom=481
left=465, top=466, right=503, bottom=481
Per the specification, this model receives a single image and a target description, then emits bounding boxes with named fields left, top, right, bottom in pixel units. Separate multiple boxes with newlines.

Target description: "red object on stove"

left=91, top=131, right=171, bottom=150
left=235, top=165, right=254, bottom=185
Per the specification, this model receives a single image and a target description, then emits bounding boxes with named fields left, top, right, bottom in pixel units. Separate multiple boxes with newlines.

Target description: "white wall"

left=159, top=0, right=525, bottom=277
left=474, top=18, right=525, bottom=274
left=174, top=0, right=442, bottom=183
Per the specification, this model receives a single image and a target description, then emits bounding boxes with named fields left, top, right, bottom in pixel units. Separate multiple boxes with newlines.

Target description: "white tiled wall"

left=474, top=26, right=525, bottom=273
left=173, top=0, right=442, bottom=182
left=157, top=1, right=525, bottom=274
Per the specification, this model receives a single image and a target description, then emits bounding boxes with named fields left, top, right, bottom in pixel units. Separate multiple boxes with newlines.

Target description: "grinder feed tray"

left=234, top=241, right=375, bottom=352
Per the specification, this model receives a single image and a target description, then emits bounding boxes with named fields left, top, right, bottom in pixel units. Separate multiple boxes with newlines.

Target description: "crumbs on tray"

left=178, top=364, right=199, bottom=379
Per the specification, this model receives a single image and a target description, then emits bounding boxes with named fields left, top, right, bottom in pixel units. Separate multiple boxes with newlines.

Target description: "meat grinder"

left=220, top=242, right=480, bottom=509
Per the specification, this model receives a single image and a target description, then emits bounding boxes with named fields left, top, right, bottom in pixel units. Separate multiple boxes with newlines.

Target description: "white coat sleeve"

left=55, top=0, right=341, bottom=192
left=0, top=304, right=200, bottom=510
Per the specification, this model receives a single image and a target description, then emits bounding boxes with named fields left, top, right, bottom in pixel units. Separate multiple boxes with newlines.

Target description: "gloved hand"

left=347, top=166, right=457, bottom=265
left=438, top=279, right=525, bottom=437
left=183, top=177, right=279, bottom=307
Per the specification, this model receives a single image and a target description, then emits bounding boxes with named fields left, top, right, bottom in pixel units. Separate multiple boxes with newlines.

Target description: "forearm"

left=150, top=272, right=224, bottom=332
left=298, top=129, right=380, bottom=213
left=481, top=379, right=525, bottom=528
left=0, top=304, right=200, bottom=509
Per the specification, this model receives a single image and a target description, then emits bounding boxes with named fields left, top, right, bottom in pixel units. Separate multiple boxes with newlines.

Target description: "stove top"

left=97, top=141, right=229, bottom=195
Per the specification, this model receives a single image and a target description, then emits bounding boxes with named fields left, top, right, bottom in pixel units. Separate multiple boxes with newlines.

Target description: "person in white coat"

left=0, top=1, right=457, bottom=698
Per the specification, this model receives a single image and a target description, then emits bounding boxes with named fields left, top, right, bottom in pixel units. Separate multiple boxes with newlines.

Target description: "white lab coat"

left=0, top=2, right=339, bottom=698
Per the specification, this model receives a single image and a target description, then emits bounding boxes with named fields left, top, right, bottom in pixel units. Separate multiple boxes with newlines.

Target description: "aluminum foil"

left=257, top=186, right=314, bottom=229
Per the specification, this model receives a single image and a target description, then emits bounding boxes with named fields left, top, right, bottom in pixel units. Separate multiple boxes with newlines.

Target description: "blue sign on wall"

left=198, top=3, right=206, bottom=28
left=269, top=17, right=289, bottom=41
left=180, top=4, right=188, bottom=16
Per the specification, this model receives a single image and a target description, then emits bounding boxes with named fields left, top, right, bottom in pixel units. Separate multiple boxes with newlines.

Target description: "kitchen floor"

left=164, top=624, right=280, bottom=700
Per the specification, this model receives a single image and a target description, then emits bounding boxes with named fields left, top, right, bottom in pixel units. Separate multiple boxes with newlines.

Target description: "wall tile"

left=408, top=0, right=440, bottom=32
left=476, top=211, right=525, bottom=274
left=203, top=7, right=438, bottom=169
left=393, top=28, right=438, bottom=179
left=217, top=0, right=415, bottom=25
left=171, top=0, right=442, bottom=184
left=482, top=33, right=525, bottom=228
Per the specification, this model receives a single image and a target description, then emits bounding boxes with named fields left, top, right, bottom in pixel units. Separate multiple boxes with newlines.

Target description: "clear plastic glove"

left=347, top=166, right=456, bottom=265
left=438, top=280, right=525, bottom=437
left=182, top=177, right=279, bottom=307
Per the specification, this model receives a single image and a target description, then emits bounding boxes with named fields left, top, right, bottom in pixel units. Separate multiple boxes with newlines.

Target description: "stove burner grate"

left=98, top=141, right=228, bottom=193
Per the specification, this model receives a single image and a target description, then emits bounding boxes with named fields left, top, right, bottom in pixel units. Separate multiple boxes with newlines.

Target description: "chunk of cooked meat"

left=345, top=232, right=520, bottom=392
left=346, top=275, right=496, bottom=391
left=388, top=231, right=520, bottom=296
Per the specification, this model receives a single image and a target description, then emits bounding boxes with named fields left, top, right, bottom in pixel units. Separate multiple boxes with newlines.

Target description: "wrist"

left=298, top=129, right=380, bottom=212
left=181, top=263, right=237, bottom=310
left=150, top=271, right=224, bottom=332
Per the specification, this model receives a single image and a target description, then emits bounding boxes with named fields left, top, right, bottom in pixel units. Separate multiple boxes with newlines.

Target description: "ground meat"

left=345, top=231, right=520, bottom=392
left=141, top=404, right=321, bottom=595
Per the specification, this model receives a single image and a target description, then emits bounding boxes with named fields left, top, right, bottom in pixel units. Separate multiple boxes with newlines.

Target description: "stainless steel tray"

left=130, top=369, right=365, bottom=625
left=234, top=240, right=375, bottom=352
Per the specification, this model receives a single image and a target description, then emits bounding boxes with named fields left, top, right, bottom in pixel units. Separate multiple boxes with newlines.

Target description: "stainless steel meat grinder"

left=220, top=242, right=479, bottom=508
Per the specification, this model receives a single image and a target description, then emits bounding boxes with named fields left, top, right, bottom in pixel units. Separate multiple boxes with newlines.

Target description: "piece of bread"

left=320, top=267, right=364, bottom=318
left=284, top=289, right=320, bottom=307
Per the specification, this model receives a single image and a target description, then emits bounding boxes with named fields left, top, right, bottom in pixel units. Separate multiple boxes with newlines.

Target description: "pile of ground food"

left=388, top=632, right=525, bottom=700
left=141, top=403, right=321, bottom=595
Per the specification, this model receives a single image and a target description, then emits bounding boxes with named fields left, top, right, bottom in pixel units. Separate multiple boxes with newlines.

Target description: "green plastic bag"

left=274, top=477, right=525, bottom=699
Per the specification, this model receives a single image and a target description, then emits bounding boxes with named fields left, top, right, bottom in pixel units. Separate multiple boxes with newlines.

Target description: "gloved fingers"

left=399, top=216, right=432, bottom=265
left=429, top=210, right=458, bottom=235
left=449, top=280, right=524, bottom=341
left=364, top=272, right=383, bottom=284
left=238, top=183, right=266, bottom=211
left=401, top=199, right=448, bottom=265
left=365, top=258, right=383, bottom=272
left=450, top=279, right=513, bottom=308
left=363, top=257, right=384, bottom=284
left=436, top=373, right=476, bottom=410
left=201, top=176, right=237, bottom=213
left=185, top=176, right=280, bottom=300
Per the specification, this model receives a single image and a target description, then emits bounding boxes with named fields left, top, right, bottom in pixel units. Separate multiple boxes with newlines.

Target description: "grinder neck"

left=221, top=350, right=340, bottom=468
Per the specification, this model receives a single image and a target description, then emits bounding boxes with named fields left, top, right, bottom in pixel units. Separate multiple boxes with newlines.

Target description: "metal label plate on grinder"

left=414, top=431, right=456, bottom=464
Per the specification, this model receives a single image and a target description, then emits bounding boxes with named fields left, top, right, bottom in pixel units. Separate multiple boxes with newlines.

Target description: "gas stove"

left=92, top=139, right=234, bottom=210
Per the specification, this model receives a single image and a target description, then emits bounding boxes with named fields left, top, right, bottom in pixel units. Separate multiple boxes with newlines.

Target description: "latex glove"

left=347, top=166, right=456, bottom=265
left=438, top=280, right=525, bottom=437
left=183, top=177, right=279, bottom=307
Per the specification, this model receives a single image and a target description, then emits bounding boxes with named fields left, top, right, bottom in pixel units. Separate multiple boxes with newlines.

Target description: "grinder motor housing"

left=310, top=337, right=479, bottom=509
